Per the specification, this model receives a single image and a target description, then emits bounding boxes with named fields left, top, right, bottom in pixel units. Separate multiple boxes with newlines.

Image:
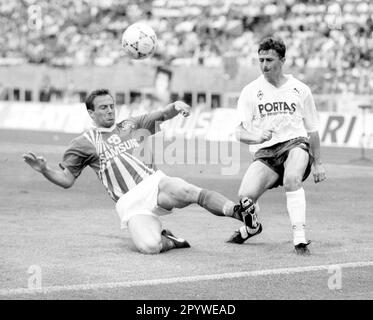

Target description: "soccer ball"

left=121, top=23, right=157, bottom=60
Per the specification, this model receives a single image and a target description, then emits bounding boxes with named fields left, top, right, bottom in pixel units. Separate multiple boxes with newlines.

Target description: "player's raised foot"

left=161, top=229, right=190, bottom=249
left=294, top=240, right=311, bottom=256
left=226, top=223, right=263, bottom=244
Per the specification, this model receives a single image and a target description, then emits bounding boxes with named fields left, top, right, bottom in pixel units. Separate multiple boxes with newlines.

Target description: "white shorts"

left=115, top=170, right=172, bottom=229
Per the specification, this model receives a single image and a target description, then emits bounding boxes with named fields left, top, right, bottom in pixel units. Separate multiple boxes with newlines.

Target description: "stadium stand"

left=0, top=0, right=372, bottom=94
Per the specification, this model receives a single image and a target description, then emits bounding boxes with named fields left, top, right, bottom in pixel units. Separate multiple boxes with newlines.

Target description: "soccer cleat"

left=232, top=197, right=259, bottom=228
left=294, top=240, right=311, bottom=255
left=161, top=229, right=190, bottom=249
left=226, top=223, right=263, bottom=244
left=241, top=197, right=259, bottom=229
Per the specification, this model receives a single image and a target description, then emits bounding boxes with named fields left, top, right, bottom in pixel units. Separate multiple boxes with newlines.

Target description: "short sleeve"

left=302, top=87, right=319, bottom=132
left=59, top=135, right=99, bottom=178
left=236, top=86, right=253, bottom=131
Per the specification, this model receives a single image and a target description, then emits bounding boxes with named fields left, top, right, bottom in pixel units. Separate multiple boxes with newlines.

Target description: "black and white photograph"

left=0, top=0, right=372, bottom=303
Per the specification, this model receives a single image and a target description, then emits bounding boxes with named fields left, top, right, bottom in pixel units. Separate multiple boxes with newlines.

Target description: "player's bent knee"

left=283, top=174, right=302, bottom=191
left=137, top=241, right=162, bottom=254
left=127, top=214, right=163, bottom=254
left=180, top=184, right=200, bottom=202
left=132, top=233, right=162, bottom=254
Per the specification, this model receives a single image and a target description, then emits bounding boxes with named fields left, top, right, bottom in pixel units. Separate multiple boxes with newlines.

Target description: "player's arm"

left=308, top=131, right=322, bottom=165
left=235, top=86, right=274, bottom=145
left=308, top=131, right=326, bottom=183
left=236, top=123, right=274, bottom=145
left=22, top=152, right=75, bottom=188
left=151, top=100, right=191, bottom=122
left=303, top=87, right=326, bottom=183
left=235, top=87, right=273, bottom=144
left=133, top=101, right=191, bottom=134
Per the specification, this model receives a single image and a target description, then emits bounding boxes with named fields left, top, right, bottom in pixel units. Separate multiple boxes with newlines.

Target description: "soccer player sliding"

left=23, top=89, right=255, bottom=254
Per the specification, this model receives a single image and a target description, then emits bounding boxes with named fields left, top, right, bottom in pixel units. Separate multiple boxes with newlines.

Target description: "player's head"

left=85, top=89, right=115, bottom=128
left=257, top=37, right=286, bottom=80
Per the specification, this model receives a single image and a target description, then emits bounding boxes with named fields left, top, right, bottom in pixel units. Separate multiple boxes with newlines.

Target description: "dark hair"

left=258, top=37, right=286, bottom=59
left=85, top=88, right=113, bottom=111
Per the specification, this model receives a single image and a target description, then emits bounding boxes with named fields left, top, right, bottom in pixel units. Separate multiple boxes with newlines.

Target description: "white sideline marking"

left=1, top=261, right=373, bottom=296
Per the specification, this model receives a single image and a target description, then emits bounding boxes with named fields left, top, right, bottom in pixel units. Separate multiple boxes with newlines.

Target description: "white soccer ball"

left=121, top=23, right=157, bottom=60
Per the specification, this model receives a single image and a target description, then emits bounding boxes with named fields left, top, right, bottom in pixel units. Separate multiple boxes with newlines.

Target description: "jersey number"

left=107, top=134, right=121, bottom=145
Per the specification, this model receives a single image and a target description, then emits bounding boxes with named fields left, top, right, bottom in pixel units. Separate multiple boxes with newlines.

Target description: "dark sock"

left=197, top=189, right=234, bottom=217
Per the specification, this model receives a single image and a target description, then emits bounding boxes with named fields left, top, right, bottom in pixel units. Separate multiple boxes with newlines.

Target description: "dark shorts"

left=253, top=137, right=314, bottom=189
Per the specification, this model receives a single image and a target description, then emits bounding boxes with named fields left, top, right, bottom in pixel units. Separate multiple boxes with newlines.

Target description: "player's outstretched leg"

left=196, top=189, right=249, bottom=220
left=157, top=176, right=248, bottom=221
left=227, top=199, right=263, bottom=244
left=127, top=214, right=190, bottom=254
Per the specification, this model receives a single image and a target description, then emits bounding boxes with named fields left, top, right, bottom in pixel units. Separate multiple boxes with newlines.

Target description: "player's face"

left=89, top=95, right=116, bottom=128
left=258, top=49, right=285, bottom=79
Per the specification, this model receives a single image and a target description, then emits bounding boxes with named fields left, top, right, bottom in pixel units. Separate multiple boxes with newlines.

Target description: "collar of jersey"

left=95, top=123, right=117, bottom=132
left=261, top=74, right=293, bottom=89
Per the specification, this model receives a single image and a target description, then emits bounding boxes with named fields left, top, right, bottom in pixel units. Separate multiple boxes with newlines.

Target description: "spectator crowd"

left=0, top=0, right=373, bottom=94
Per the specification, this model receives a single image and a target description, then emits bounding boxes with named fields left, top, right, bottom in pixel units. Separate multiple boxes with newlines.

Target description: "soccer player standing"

left=227, top=37, right=326, bottom=255
left=23, top=89, right=254, bottom=255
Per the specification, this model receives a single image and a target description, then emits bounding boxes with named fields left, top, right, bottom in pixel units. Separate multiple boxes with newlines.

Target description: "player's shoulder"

left=240, top=76, right=263, bottom=93
left=72, top=131, right=90, bottom=143
left=70, top=129, right=97, bottom=148
left=119, top=115, right=153, bottom=132
left=118, top=118, right=139, bottom=130
left=288, top=75, right=313, bottom=95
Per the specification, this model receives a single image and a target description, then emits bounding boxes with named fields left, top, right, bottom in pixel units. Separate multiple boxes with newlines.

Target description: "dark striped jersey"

left=60, top=112, right=163, bottom=202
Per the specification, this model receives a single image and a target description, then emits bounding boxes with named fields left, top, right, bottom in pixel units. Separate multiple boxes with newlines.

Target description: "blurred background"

left=1, top=1, right=373, bottom=301
left=0, top=0, right=372, bottom=148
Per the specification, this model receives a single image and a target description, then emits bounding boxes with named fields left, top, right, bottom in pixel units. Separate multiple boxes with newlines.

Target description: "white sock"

left=286, top=188, right=306, bottom=245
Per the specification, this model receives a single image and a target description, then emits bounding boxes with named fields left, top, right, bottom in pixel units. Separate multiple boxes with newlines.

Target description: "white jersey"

left=237, top=74, right=319, bottom=150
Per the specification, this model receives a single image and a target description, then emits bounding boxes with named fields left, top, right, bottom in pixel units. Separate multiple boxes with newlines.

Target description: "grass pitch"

left=0, top=130, right=372, bottom=300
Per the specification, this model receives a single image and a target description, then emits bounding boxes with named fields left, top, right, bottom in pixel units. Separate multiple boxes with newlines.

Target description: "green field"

left=0, top=129, right=372, bottom=300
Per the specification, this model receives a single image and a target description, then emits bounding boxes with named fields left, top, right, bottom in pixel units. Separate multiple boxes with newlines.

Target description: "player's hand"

left=174, top=101, right=191, bottom=117
left=312, top=162, right=326, bottom=183
left=22, top=152, right=47, bottom=173
left=258, top=129, right=274, bottom=143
